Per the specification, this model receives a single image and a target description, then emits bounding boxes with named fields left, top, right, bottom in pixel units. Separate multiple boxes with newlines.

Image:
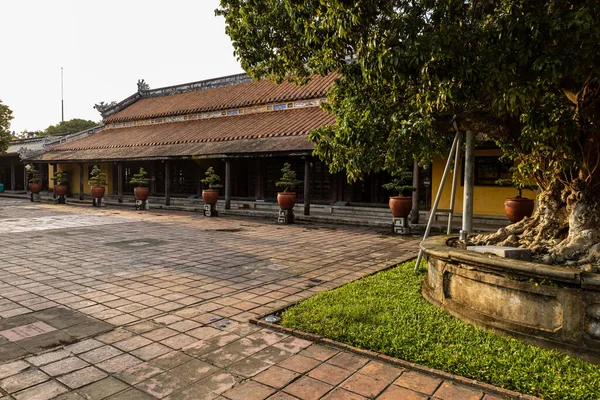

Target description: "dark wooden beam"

left=165, top=161, right=171, bottom=206
left=23, top=165, right=27, bottom=191
left=117, top=162, right=123, bottom=203
left=304, top=157, right=311, bottom=215
left=79, top=163, right=84, bottom=200
left=255, top=158, right=263, bottom=200
left=225, top=160, right=231, bottom=210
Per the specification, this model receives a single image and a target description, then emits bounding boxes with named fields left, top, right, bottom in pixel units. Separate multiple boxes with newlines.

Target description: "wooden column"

left=255, top=158, right=263, bottom=200
left=117, top=162, right=123, bottom=203
left=23, top=166, right=28, bottom=191
left=10, top=163, right=15, bottom=191
left=225, top=160, right=231, bottom=210
left=165, top=160, right=171, bottom=206
left=79, top=163, right=84, bottom=200
left=304, top=157, right=311, bottom=215
left=411, top=159, right=420, bottom=224
left=150, top=162, right=156, bottom=195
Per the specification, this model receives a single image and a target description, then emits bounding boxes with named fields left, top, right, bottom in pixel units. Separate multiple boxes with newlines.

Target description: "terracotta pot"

left=504, top=197, right=535, bottom=222
left=277, top=192, right=297, bottom=210
left=54, top=185, right=67, bottom=196
left=91, top=186, right=105, bottom=199
left=134, top=187, right=150, bottom=201
left=202, top=189, right=219, bottom=205
left=389, top=196, right=413, bottom=218
left=29, top=183, right=41, bottom=194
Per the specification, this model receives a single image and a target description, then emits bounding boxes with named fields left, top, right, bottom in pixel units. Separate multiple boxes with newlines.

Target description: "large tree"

left=218, top=0, right=600, bottom=269
left=42, top=118, right=97, bottom=137
left=0, top=100, right=13, bottom=154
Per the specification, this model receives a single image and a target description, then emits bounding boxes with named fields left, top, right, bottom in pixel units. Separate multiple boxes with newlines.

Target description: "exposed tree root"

left=470, top=181, right=600, bottom=271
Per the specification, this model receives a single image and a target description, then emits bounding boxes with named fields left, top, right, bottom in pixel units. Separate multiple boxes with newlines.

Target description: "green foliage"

left=382, top=170, right=415, bottom=196
left=201, top=167, right=223, bottom=189
left=281, top=260, right=600, bottom=399
left=218, top=1, right=600, bottom=190
left=88, top=165, right=107, bottom=187
left=42, top=118, right=97, bottom=137
left=26, top=165, right=41, bottom=184
left=51, top=170, right=68, bottom=185
left=0, top=99, right=13, bottom=154
left=129, top=167, right=150, bottom=187
left=275, top=163, right=302, bottom=192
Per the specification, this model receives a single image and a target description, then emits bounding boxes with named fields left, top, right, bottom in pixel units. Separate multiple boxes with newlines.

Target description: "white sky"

left=0, top=0, right=243, bottom=133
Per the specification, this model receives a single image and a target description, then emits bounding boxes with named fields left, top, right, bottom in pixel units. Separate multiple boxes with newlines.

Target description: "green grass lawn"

left=280, top=260, right=600, bottom=400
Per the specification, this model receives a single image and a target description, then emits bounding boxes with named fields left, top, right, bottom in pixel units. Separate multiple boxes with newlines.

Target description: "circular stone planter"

left=29, top=183, right=41, bottom=194
left=421, top=235, right=600, bottom=363
left=134, top=187, right=149, bottom=201
left=91, top=186, right=105, bottom=199
left=202, top=189, right=219, bottom=206
left=277, top=192, right=297, bottom=210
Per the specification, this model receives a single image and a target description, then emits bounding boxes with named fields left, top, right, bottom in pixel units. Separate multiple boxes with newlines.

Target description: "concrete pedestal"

left=30, top=193, right=41, bottom=203
left=278, top=209, right=294, bottom=224
left=136, top=199, right=149, bottom=211
left=204, top=204, right=218, bottom=217
left=93, top=197, right=106, bottom=208
left=55, top=195, right=66, bottom=204
left=392, top=217, right=410, bottom=235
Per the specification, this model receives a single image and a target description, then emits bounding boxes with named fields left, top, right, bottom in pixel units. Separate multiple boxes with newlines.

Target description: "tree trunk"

left=471, top=179, right=600, bottom=270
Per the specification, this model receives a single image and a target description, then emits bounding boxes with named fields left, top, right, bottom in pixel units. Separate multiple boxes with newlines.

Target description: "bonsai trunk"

left=471, top=178, right=600, bottom=270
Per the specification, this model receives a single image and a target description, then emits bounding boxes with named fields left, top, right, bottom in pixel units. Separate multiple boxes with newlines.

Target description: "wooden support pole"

left=411, top=159, right=420, bottom=224
left=255, top=158, right=263, bottom=200
left=165, top=160, right=171, bottom=206
left=304, top=157, right=311, bottom=216
left=79, top=163, right=84, bottom=200
left=117, top=162, right=123, bottom=203
left=225, top=160, right=231, bottom=210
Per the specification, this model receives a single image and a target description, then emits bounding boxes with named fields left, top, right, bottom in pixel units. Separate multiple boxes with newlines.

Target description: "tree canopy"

left=42, top=118, right=98, bottom=137
left=218, top=0, right=600, bottom=187
left=0, top=100, right=13, bottom=154
left=219, top=1, right=600, bottom=267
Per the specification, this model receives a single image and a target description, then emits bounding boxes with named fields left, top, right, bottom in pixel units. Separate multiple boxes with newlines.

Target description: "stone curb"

left=250, top=310, right=541, bottom=400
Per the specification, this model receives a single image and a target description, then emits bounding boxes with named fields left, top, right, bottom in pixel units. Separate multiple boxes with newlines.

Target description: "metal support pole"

left=460, top=130, right=475, bottom=240
left=165, top=161, right=171, bottom=206
left=304, top=157, right=311, bottom=216
left=411, top=159, right=420, bottom=224
left=447, top=129, right=463, bottom=234
left=23, top=166, right=28, bottom=191
left=117, top=162, right=123, bottom=203
left=79, top=163, right=84, bottom=201
left=414, top=131, right=461, bottom=272
left=225, top=160, right=231, bottom=210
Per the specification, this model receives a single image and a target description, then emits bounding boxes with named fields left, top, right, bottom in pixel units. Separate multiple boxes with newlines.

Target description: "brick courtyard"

left=0, top=198, right=507, bottom=399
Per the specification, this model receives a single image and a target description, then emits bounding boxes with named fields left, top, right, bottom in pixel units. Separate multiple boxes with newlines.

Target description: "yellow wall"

left=49, top=163, right=113, bottom=195
left=431, top=149, right=537, bottom=216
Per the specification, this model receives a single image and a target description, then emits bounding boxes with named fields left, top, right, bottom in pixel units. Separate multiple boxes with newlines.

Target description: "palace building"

left=29, top=73, right=531, bottom=221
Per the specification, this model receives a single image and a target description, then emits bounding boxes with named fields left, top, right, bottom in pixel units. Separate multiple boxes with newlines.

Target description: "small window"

left=474, top=156, right=512, bottom=186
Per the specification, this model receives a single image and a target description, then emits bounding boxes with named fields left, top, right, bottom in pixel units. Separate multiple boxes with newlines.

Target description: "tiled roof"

left=105, top=73, right=339, bottom=123
left=39, top=107, right=334, bottom=161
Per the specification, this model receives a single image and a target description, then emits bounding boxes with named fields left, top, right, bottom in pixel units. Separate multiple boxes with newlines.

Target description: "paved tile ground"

left=0, top=199, right=511, bottom=399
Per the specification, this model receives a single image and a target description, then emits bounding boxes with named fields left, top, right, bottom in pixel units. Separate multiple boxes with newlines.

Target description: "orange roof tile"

left=40, top=107, right=334, bottom=161
left=104, top=73, right=338, bottom=123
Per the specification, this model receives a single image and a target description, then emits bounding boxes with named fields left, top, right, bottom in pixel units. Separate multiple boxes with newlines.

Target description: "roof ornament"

left=94, top=101, right=117, bottom=113
left=137, top=79, right=150, bottom=93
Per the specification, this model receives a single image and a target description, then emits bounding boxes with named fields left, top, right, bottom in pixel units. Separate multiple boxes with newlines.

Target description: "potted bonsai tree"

left=88, top=165, right=107, bottom=199
left=26, top=165, right=42, bottom=194
left=276, top=163, right=303, bottom=210
left=497, top=176, right=536, bottom=222
left=201, top=167, right=222, bottom=205
left=51, top=170, right=69, bottom=196
left=130, top=167, right=150, bottom=201
left=382, top=170, right=416, bottom=218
